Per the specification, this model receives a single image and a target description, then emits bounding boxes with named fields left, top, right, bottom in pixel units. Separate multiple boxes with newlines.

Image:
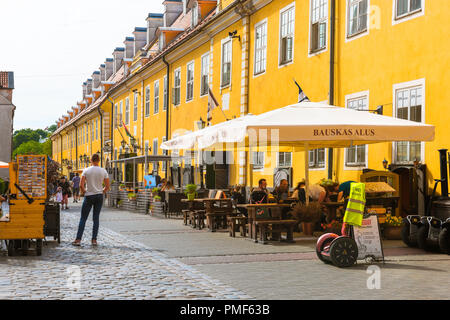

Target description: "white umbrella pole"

left=304, top=142, right=310, bottom=205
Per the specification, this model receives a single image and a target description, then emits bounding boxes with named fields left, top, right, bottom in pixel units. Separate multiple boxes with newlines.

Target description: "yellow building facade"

left=52, top=0, right=449, bottom=216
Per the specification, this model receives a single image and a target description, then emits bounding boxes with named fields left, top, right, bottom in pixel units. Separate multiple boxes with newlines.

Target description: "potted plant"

left=383, top=213, right=403, bottom=240
left=321, top=220, right=343, bottom=235
left=290, top=202, right=323, bottom=236
left=153, top=195, right=161, bottom=202
left=184, top=184, right=198, bottom=201
left=128, top=192, right=137, bottom=200
left=152, top=187, right=161, bottom=197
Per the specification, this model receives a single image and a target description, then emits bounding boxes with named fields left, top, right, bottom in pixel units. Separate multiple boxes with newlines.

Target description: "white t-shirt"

left=308, top=184, right=326, bottom=201
left=81, top=166, right=109, bottom=196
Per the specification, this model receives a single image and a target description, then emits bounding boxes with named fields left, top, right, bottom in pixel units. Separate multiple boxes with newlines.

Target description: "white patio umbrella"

left=162, top=102, right=435, bottom=202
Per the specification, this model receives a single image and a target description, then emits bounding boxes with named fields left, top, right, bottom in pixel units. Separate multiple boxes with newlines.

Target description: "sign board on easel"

left=353, top=213, right=384, bottom=261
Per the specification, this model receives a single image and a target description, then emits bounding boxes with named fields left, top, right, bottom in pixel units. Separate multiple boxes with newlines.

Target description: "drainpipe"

left=328, top=0, right=336, bottom=180
left=107, top=97, right=115, bottom=160
left=96, top=105, right=103, bottom=167
left=163, top=55, right=170, bottom=179
left=73, top=123, right=78, bottom=170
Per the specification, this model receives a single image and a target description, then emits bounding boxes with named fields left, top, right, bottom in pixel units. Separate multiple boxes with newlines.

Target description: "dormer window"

left=159, top=33, right=165, bottom=51
left=192, top=2, right=199, bottom=27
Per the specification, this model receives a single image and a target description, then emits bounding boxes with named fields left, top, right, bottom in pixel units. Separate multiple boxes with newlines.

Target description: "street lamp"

left=196, top=117, right=206, bottom=130
left=121, top=140, right=127, bottom=149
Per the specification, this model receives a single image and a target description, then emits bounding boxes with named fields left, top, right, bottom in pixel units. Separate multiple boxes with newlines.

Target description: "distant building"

left=0, top=71, right=15, bottom=164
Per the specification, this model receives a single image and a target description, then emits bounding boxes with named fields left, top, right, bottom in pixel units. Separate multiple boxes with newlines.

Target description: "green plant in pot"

left=128, top=192, right=137, bottom=200
left=184, top=184, right=198, bottom=201
left=153, top=195, right=161, bottom=202
left=152, top=187, right=161, bottom=197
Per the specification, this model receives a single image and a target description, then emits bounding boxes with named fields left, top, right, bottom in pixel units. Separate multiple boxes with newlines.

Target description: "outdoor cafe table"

left=237, top=203, right=292, bottom=242
left=182, top=198, right=234, bottom=232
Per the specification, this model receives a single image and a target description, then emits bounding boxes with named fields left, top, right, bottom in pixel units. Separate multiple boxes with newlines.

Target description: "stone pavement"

left=0, top=207, right=251, bottom=300
left=0, top=201, right=449, bottom=300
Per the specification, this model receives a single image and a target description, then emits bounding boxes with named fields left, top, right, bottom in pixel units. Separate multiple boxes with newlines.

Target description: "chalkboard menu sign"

left=17, top=155, right=47, bottom=199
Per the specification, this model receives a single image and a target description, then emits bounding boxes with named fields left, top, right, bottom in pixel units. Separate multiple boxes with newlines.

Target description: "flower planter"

left=301, top=222, right=314, bottom=236
left=383, top=226, right=402, bottom=240
left=187, top=193, right=196, bottom=201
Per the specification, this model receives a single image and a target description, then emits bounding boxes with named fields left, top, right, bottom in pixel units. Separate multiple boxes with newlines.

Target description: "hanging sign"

left=353, top=213, right=384, bottom=261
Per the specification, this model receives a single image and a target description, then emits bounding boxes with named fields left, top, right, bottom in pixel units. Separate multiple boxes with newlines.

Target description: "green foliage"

left=13, top=140, right=43, bottom=157
left=13, top=129, right=41, bottom=150
left=47, top=124, right=57, bottom=133
left=184, top=184, right=197, bottom=194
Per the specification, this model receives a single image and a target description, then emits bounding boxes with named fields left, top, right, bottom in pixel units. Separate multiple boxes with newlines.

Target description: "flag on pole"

left=207, top=87, right=220, bottom=122
left=294, top=79, right=310, bottom=103
left=122, top=121, right=134, bottom=139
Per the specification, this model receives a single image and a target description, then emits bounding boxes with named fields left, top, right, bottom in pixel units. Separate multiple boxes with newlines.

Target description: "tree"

left=13, top=129, right=41, bottom=150
left=13, top=140, right=43, bottom=157
left=41, top=138, right=52, bottom=156
left=47, top=124, right=57, bottom=133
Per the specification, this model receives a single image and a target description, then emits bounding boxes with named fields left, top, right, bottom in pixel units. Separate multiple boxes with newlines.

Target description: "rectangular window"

left=252, top=152, right=265, bottom=170
left=396, top=0, right=422, bottom=19
left=201, top=53, right=210, bottom=96
left=347, top=0, right=368, bottom=37
left=85, top=124, right=88, bottom=143
left=133, top=92, right=138, bottom=122
left=192, top=2, right=199, bottom=26
left=145, top=86, right=150, bottom=117
left=114, top=103, right=118, bottom=128
left=310, top=0, right=328, bottom=53
left=395, top=85, right=423, bottom=163
left=125, top=98, right=130, bottom=125
left=255, top=20, right=268, bottom=74
left=280, top=5, right=295, bottom=64
left=278, top=152, right=292, bottom=167
left=119, top=101, right=123, bottom=127
left=173, top=69, right=181, bottom=106
left=309, top=149, right=326, bottom=168
left=221, top=39, right=232, bottom=87
left=162, top=136, right=167, bottom=172
left=186, top=62, right=194, bottom=102
left=95, top=119, right=98, bottom=141
left=153, top=139, right=158, bottom=156
left=154, top=80, right=160, bottom=114
left=346, top=96, right=368, bottom=167
left=163, top=76, right=168, bottom=111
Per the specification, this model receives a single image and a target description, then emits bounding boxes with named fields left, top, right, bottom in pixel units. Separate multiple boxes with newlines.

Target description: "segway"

left=316, top=223, right=358, bottom=268
left=401, top=215, right=422, bottom=247
left=417, top=216, right=442, bottom=252
left=438, top=218, right=450, bottom=254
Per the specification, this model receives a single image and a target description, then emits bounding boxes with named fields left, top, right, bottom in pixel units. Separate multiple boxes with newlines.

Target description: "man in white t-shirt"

left=72, top=154, right=109, bottom=246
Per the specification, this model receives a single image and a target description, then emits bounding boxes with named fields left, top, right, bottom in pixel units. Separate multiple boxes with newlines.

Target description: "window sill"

left=393, top=8, right=424, bottom=25
left=346, top=28, right=368, bottom=41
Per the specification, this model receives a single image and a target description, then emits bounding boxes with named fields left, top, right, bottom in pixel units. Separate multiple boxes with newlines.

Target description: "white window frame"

left=279, top=3, right=295, bottom=67
left=154, top=80, right=160, bottom=114
left=220, top=38, right=232, bottom=88
left=114, top=103, right=118, bottom=127
left=277, top=152, right=292, bottom=168
left=309, top=148, right=327, bottom=170
left=162, top=136, right=167, bottom=171
left=153, top=138, right=158, bottom=156
left=254, top=18, right=268, bottom=75
left=95, top=119, right=98, bottom=141
left=344, top=91, right=369, bottom=170
left=119, top=101, right=123, bottom=127
left=145, top=86, right=150, bottom=117
left=393, top=0, right=424, bottom=25
left=133, top=92, right=138, bottom=122
left=163, top=75, right=168, bottom=111
left=392, top=79, right=426, bottom=164
left=173, top=68, right=181, bottom=106
left=192, top=2, right=199, bottom=27
left=200, top=52, right=210, bottom=97
left=186, top=61, right=194, bottom=102
left=251, top=151, right=265, bottom=171
left=308, top=0, right=328, bottom=57
left=346, top=0, right=370, bottom=42
left=125, top=98, right=130, bottom=125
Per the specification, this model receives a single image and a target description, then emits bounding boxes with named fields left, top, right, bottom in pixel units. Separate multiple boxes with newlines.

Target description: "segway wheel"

left=329, top=237, right=358, bottom=268
left=316, top=233, right=338, bottom=263
left=439, top=227, right=450, bottom=254
left=417, top=224, right=428, bottom=250
left=401, top=220, right=415, bottom=247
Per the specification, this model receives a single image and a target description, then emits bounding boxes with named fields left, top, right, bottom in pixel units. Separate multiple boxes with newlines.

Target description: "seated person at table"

left=308, top=183, right=327, bottom=203
left=231, top=185, right=247, bottom=216
left=291, top=181, right=307, bottom=204
left=272, top=179, right=290, bottom=203
left=337, top=180, right=356, bottom=202
left=250, top=179, right=269, bottom=204
left=161, top=180, right=175, bottom=192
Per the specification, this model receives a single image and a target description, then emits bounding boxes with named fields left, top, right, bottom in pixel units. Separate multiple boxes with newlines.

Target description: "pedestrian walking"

left=72, top=173, right=81, bottom=203
left=72, top=154, right=110, bottom=246
left=59, top=177, right=71, bottom=210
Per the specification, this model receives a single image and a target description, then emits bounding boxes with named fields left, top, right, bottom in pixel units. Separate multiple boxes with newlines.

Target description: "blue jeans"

left=75, top=194, right=103, bottom=240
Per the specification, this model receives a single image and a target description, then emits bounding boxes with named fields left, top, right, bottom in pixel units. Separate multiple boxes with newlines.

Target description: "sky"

left=0, top=0, right=164, bottom=131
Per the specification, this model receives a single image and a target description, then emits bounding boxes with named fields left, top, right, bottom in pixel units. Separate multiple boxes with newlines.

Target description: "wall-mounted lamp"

left=229, top=30, right=240, bottom=42
left=132, top=89, right=141, bottom=96
left=382, top=158, right=389, bottom=171
left=196, top=117, right=206, bottom=130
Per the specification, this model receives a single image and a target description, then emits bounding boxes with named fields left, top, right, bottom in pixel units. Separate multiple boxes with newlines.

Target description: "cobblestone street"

left=0, top=202, right=449, bottom=300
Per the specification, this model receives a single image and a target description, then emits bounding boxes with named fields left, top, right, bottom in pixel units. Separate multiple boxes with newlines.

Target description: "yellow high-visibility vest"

left=343, top=182, right=366, bottom=227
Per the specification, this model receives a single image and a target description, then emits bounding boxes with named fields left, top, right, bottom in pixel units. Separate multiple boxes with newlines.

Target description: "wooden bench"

left=190, top=210, right=206, bottom=230
left=254, top=220, right=298, bottom=244
left=227, top=216, right=247, bottom=238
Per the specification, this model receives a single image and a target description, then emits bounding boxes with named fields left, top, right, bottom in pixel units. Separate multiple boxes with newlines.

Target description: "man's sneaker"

left=91, top=240, right=98, bottom=246
left=72, top=240, right=81, bottom=246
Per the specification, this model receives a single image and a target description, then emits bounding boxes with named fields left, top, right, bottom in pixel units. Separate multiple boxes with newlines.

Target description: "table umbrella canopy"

left=161, top=114, right=256, bottom=150
left=193, top=102, right=435, bottom=150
